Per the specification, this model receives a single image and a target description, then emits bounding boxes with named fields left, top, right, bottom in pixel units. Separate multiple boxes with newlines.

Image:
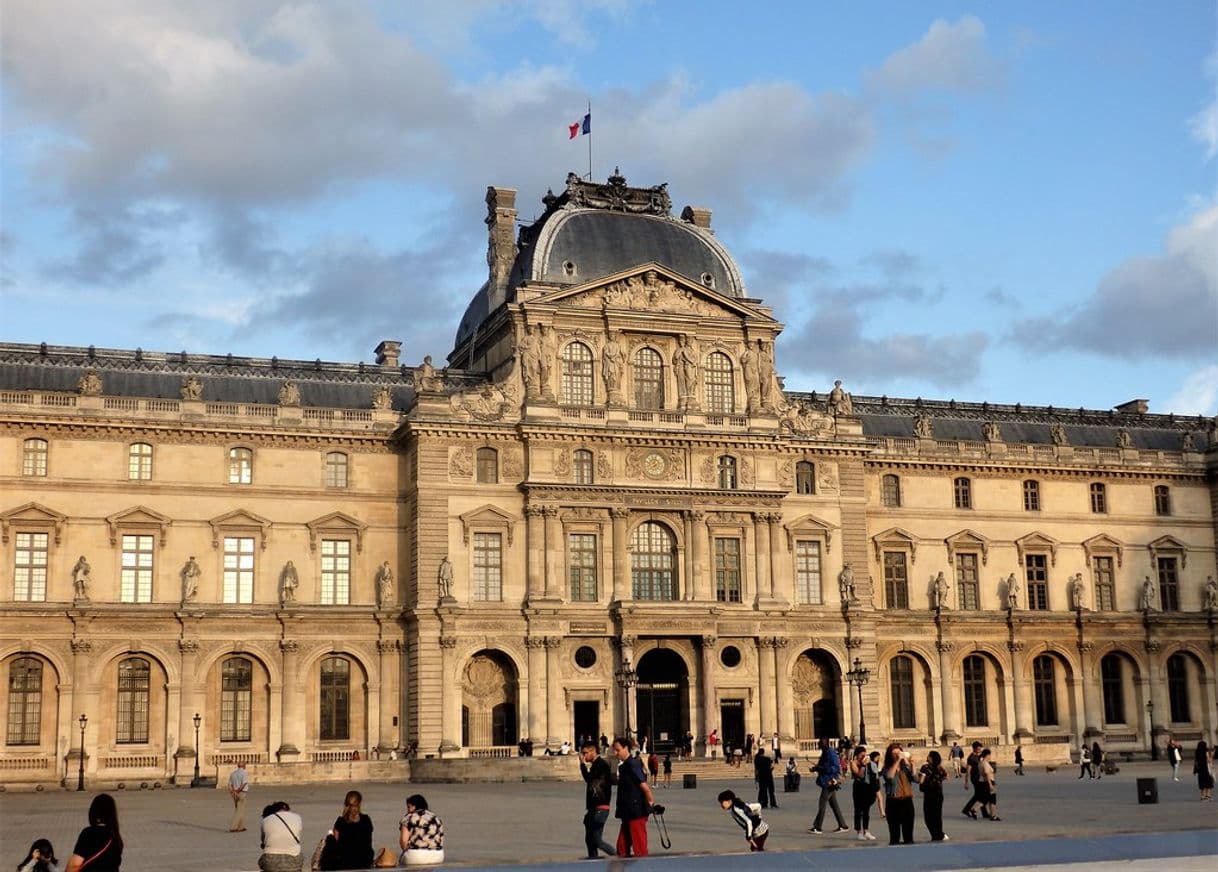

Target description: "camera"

left=650, top=804, right=666, bottom=816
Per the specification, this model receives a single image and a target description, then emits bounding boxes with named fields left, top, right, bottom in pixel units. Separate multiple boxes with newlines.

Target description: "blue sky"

left=3, top=1, right=1215, bottom=413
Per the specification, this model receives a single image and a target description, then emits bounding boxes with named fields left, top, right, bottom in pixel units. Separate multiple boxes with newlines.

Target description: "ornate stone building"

left=2, top=171, right=1216, bottom=786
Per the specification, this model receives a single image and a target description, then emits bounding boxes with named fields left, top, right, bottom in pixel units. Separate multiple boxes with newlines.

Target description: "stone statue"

left=838, top=563, right=857, bottom=605
left=180, top=376, right=203, bottom=401
left=914, top=414, right=934, bottom=439
left=1116, top=428, right=1131, bottom=448
left=416, top=356, right=446, bottom=393
left=280, top=561, right=299, bottom=606
left=1050, top=424, right=1068, bottom=446
left=278, top=380, right=301, bottom=407
left=438, top=556, right=454, bottom=601
left=672, top=335, right=699, bottom=409
left=827, top=380, right=854, bottom=416
left=537, top=325, right=557, bottom=398
left=1182, top=432, right=1195, bottom=451
left=1069, top=573, right=1085, bottom=611
left=1140, top=575, right=1157, bottom=612
left=71, top=555, right=91, bottom=603
left=601, top=332, right=625, bottom=403
left=371, top=387, right=393, bottom=410
left=758, top=340, right=776, bottom=408
left=931, top=571, right=949, bottom=610
left=376, top=561, right=395, bottom=608
left=740, top=342, right=760, bottom=411
left=77, top=369, right=103, bottom=396
left=180, top=556, right=201, bottom=605
left=518, top=325, right=541, bottom=398
left=983, top=421, right=1002, bottom=442
left=1005, top=573, right=1019, bottom=610
left=1204, top=576, right=1217, bottom=612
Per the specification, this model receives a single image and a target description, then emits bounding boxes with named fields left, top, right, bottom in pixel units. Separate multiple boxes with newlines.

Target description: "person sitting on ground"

left=399, top=794, right=444, bottom=867
left=65, top=794, right=122, bottom=872
left=16, top=839, right=58, bottom=872
left=258, top=801, right=302, bottom=872
left=718, top=789, right=769, bottom=852
left=319, top=790, right=374, bottom=871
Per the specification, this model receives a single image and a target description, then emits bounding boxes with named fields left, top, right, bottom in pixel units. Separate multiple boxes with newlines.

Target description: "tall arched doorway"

left=792, top=649, right=840, bottom=741
left=635, top=648, right=689, bottom=754
left=461, top=650, right=518, bottom=748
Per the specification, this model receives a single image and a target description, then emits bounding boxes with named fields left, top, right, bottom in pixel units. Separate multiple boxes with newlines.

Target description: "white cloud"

left=1165, top=364, right=1218, bottom=415
left=867, top=15, right=1001, bottom=95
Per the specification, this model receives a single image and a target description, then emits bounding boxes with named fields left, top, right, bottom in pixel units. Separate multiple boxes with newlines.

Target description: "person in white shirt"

left=258, top=801, right=302, bottom=872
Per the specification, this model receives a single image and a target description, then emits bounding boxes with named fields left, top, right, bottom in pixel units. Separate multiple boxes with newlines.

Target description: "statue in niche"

left=1140, top=575, right=1157, bottom=612
left=1004, top=573, right=1020, bottom=610
left=838, top=563, right=857, bottom=605
left=1069, top=573, right=1086, bottom=611
left=827, top=380, right=854, bottom=417
left=180, top=376, right=203, bottom=401
left=77, top=370, right=103, bottom=396
left=931, top=571, right=949, bottom=611
left=1050, top=424, right=1068, bottom=446
left=740, top=342, right=760, bottom=410
left=537, top=325, right=557, bottom=398
left=601, top=332, right=626, bottom=403
left=914, top=414, right=934, bottom=439
left=280, top=561, right=299, bottom=606
left=376, top=561, right=395, bottom=608
left=278, top=380, right=301, bottom=407
left=438, top=556, right=454, bottom=601
left=1182, top=432, right=1195, bottom=451
left=518, top=325, right=541, bottom=398
left=672, top=335, right=699, bottom=409
left=180, top=556, right=202, bottom=605
left=371, top=387, right=393, bottom=410
left=758, top=340, right=776, bottom=408
left=1203, top=576, right=1217, bottom=612
left=72, top=556, right=92, bottom=603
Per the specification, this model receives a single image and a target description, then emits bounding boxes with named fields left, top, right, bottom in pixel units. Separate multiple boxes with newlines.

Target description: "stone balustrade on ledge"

left=873, top=436, right=1196, bottom=469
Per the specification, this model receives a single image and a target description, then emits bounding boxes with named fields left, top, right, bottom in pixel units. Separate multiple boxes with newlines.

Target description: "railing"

left=0, top=756, right=50, bottom=771
left=102, top=754, right=161, bottom=768
left=1032, top=446, right=1056, bottom=460
left=42, top=394, right=77, bottom=407
left=1105, top=733, right=1137, bottom=744
left=728, top=415, right=748, bottom=427
left=658, top=412, right=684, bottom=424
left=0, top=391, right=34, bottom=403
left=629, top=411, right=653, bottom=422
left=148, top=399, right=180, bottom=412
left=1033, top=735, right=1070, bottom=744
left=467, top=746, right=515, bottom=759
left=304, top=408, right=335, bottom=421
left=208, top=752, right=267, bottom=766
left=206, top=402, right=240, bottom=415
left=310, top=750, right=361, bottom=763
left=935, top=440, right=959, bottom=452
left=103, top=397, right=141, bottom=411
left=892, top=438, right=917, bottom=452
left=1098, top=448, right=1121, bottom=463
left=343, top=410, right=373, bottom=422
left=1073, top=447, right=1095, bottom=461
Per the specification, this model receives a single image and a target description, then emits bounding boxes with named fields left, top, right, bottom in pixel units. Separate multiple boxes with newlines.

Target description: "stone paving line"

left=0, top=761, right=1214, bottom=870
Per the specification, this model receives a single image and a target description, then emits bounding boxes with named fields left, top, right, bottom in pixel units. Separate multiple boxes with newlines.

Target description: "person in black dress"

left=918, top=750, right=949, bottom=841
left=65, top=794, right=122, bottom=872
left=321, top=791, right=374, bottom=870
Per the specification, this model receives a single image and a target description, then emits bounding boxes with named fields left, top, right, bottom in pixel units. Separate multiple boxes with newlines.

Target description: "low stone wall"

left=409, top=755, right=580, bottom=783
left=218, top=759, right=412, bottom=787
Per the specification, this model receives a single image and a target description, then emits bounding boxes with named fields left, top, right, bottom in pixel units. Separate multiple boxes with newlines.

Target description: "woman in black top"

left=1195, top=741, right=1214, bottom=801
left=321, top=791, right=374, bottom=870
left=918, top=750, right=949, bottom=842
left=65, top=794, right=122, bottom=872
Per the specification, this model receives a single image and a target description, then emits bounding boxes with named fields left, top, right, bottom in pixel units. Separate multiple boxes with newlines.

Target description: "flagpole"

left=587, top=99, right=593, bottom=180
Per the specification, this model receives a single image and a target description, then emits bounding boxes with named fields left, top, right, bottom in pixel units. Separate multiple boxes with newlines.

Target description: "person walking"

left=771, top=731, right=782, bottom=761
left=398, top=794, right=444, bottom=866
left=718, top=790, right=769, bottom=852
left=647, top=750, right=660, bottom=787
left=613, top=737, right=655, bottom=857
left=979, top=748, right=1001, bottom=821
left=578, top=739, right=616, bottom=860
left=949, top=742, right=964, bottom=778
left=1078, top=743, right=1093, bottom=779
left=882, top=744, right=917, bottom=845
left=229, top=762, right=251, bottom=832
left=1195, top=741, right=1214, bottom=801
left=961, top=741, right=986, bottom=819
left=708, top=729, right=719, bottom=759
left=744, top=733, right=754, bottom=763
left=65, top=794, right=122, bottom=872
left=319, top=791, right=374, bottom=871
left=1014, top=745, right=1024, bottom=776
left=662, top=753, right=673, bottom=788
left=1091, top=741, right=1105, bottom=779
left=848, top=745, right=877, bottom=841
left=1168, top=737, right=1184, bottom=781
left=17, top=839, right=59, bottom=872
left=754, top=746, right=778, bottom=809
left=918, top=750, right=949, bottom=842
left=257, top=801, right=302, bottom=872
left=807, top=737, right=850, bottom=835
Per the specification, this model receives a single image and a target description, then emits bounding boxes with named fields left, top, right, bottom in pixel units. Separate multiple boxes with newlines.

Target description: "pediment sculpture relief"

left=569, top=270, right=721, bottom=317
left=778, top=399, right=832, bottom=436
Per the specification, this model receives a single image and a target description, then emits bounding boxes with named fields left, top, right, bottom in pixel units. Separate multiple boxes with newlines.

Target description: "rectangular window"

left=714, top=538, right=742, bottom=603
left=1167, top=656, right=1190, bottom=723
left=120, top=534, right=154, bottom=603
left=1093, top=556, right=1115, bottom=611
left=22, top=440, right=48, bottom=477
left=883, top=551, right=909, bottom=609
left=1157, top=557, right=1179, bottom=612
left=1023, top=480, right=1041, bottom=512
left=13, top=533, right=49, bottom=602
left=222, top=537, right=255, bottom=604
left=568, top=533, right=598, bottom=601
left=115, top=660, right=150, bottom=744
left=6, top=659, right=42, bottom=746
left=1153, top=485, right=1171, bottom=517
left=963, top=657, right=988, bottom=727
left=1033, top=657, right=1058, bottom=726
left=954, top=477, right=972, bottom=510
left=320, top=539, right=351, bottom=605
left=955, top=553, right=979, bottom=610
left=794, top=540, right=822, bottom=604
left=1101, top=657, right=1125, bottom=724
left=472, top=533, right=503, bottom=601
left=1025, top=554, right=1048, bottom=610
left=1089, top=482, right=1107, bottom=514
left=890, top=657, right=916, bottom=730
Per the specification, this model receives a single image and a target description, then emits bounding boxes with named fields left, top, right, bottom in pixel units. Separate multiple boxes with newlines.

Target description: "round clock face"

left=643, top=452, right=667, bottom=478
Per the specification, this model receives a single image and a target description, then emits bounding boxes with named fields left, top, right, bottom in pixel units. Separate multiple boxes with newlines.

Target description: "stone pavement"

left=0, top=761, right=1213, bottom=870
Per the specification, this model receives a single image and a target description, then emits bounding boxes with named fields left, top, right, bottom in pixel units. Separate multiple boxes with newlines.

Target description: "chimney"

left=681, top=205, right=712, bottom=230
left=374, top=340, right=401, bottom=367
left=485, top=186, right=518, bottom=309
left=1114, top=398, right=1148, bottom=415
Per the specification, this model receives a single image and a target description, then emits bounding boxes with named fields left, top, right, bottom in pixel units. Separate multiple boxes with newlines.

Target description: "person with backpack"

left=717, top=790, right=769, bottom=852
left=1078, top=743, right=1093, bottom=779
left=807, top=737, right=850, bottom=835
left=848, top=745, right=878, bottom=841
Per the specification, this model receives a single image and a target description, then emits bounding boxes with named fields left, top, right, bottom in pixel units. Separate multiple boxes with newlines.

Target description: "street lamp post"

left=614, top=658, right=638, bottom=742
left=76, top=713, right=88, bottom=792
left=1146, top=699, right=1158, bottom=761
left=191, top=713, right=202, bottom=787
left=846, top=657, right=871, bottom=746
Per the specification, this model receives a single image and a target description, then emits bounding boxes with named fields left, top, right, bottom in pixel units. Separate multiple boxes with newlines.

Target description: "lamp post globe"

left=614, top=659, right=639, bottom=742
left=846, top=657, right=871, bottom=746
left=76, top=713, right=88, bottom=792
left=191, top=713, right=202, bottom=787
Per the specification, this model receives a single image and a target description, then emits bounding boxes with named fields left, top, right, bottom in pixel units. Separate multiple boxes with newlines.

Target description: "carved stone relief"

left=554, top=449, right=571, bottom=478
left=817, top=462, right=839, bottom=493
left=449, top=446, right=473, bottom=481
left=501, top=448, right=524, bottom=480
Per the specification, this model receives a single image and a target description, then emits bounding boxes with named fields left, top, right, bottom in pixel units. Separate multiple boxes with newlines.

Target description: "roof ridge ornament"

left=559, top=170, right=671, bottom=216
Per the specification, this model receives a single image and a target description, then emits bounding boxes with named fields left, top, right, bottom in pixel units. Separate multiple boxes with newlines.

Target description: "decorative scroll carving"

left=739, top=458, right=755, bottom=488
left=371, top=387, right=393, bottom=411
left=177, top=639, right=200, bottom=653
left=180, top=376, right=203, bottom=401
left=450, top=380, right=520, bottom=422
left=625, top=447, right=681, bottom=481
left=77, top=369, right=103, bottom=396
left=278, top=381, right=301, bottom=407
left=502, top=448, right=524, bottom=480
left=596, top=451, right=613, bottom=483
left=817, top=463, right=839, bottom=493
left=71, top=638, right=93, bottom=654
left=279, top=639, right=299, bottom=653
left=587, top=269, right=720, bottom=316
left=564, top=168, right=672, bottom=215
left=554, top=449, right=572, bottom=478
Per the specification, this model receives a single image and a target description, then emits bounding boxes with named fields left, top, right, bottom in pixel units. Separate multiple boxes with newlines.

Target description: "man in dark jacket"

left=579, top=739, right=617, bottom=858
left=754, top=746, right=778, bottom=808
left=808, top=737, right=849, bottom=833
left=613, top=737, right=655, bottom=857
left=962, top=741, right=986, bottom=818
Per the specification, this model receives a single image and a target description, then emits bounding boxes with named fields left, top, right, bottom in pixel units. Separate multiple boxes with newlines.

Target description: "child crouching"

left=717, top=789, right=769, bottom=851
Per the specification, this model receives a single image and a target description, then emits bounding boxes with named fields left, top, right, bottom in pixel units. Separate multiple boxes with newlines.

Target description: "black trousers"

left=852, top=782, right=875, bottom=831
left=923, top=790, right=945, bottom=840
left=886, top=796, right=915, bottom=844
left=962, top=782, right=987, bottom=815
left=583, top=808, right=616, bottom=858
left=757, top=776, right=777, bottom=808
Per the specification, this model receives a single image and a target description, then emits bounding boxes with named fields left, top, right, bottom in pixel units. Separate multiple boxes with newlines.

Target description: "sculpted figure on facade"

left=78, top=369, right=103, bottom=396
left=180, top=556, right=201, bottom=605
left=451, top=383, right=514, bottom=422
left=1005, top=573, right=1019, bottom=610
left=537, top=324, right=557, bottom=400
left=914, top=413, right=934, bottom=439
left=438, top=556, right=454, bottom=601
left=416, top=356, right=445, bottom=394
left=1204, top=576, right=1217, bottom=612
left=931, top=571, right=949, bottom=610
left=672, top=335, right=699, bottom=410
left=371, top=386, right=393, bottom=410
left=376, top=561, right=395, bottom=608
left=827, top=380, right=854, bottom=416
left=517, top=324, right=542, bottom=398
left=1050, top=423, right=1068, bottom=446
left=740, top=341, right=760, bottom=411
left=983, top=421, right=1002, bottom=442
left=838, top=563, right=857, bottom=605
left=72, top=555, right=91, bottom=603
left=758, top=340, right=776, bottom=409
left=1116, top=428, right=1131, bottom=448
left=1069, top=573, right=1085, bottom=611
left=279, top=561, right=299, bottom=606
left=278, top=380, right=301, bottom=407
left=1182, top=431, right=1195, bottom=451
left=601, top=331, right=626, bottom=405
left=779, top=399, right=830, bottom=435
left=180, top=375, right=203, bottom=401
left=1140, top=575, right=1157, bottom=612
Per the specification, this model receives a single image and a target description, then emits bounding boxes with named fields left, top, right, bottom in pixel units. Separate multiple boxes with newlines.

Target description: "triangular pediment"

left=1015, top=531, right=1059, bottom=566
left=1082, top=533, right=1124, bottom=566
left=1148, top=535, right=1188, bottom=568
left=106, top=505, right=173, bottom=547
left=530, top=263, right=775, bottom=322
left=307, top=511, right=368, bottom=552
left=208, top=509, right=273, bottom=549
left=0, top=502, right=67, bottom=544
left=872, top=526, right=919, bottom=563
left=459, top=504, right=518, bottom=546
left=784, top=513, right=838, bottom=552
left=945, top=529, right=990, bottom=565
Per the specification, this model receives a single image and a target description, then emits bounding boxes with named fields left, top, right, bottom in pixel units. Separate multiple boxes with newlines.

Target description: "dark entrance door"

left=573, top=700, right=599, bottom=745
left=635, top=648, right=689, bottom=754
left=720, top=699, right=745, bottom=752
left=813, top=699, right=838, bottom=740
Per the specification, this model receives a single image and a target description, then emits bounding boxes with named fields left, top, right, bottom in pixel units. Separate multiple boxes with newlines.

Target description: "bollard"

left=1136, top=777, right=1158, bottom=804
left=683, top=772, right=697, bottom=789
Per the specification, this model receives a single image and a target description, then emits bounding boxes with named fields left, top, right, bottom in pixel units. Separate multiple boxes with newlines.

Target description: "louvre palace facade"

left=1, top=171, right=1216, bottom=788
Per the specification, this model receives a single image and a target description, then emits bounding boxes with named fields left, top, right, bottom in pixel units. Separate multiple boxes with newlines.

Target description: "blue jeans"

left=583, top=808, right=615, bottom=858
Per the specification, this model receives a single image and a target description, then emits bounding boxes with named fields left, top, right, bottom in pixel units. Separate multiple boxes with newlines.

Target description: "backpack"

left=865, top=761, right=881, bottom=791
left=745, top=802, right=764, bottom=828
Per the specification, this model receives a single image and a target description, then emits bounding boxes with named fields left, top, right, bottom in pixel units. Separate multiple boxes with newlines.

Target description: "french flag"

left=568, top=112, right=591, bottom=139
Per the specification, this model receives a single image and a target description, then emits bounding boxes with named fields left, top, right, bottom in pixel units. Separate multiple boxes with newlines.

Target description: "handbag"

left=309, top=836, right=327, bottom=871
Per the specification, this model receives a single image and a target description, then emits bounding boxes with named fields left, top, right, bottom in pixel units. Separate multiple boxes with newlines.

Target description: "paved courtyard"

left=1, top=761, right=1214, bottom=870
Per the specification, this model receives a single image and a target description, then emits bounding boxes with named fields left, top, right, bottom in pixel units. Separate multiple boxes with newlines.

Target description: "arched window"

left=633, top=347, right=664, bottom=410
left=1023, top=479, right=1041, bottom=511
left=320, top=657, right=351, bottom=741
left=890, top=656, right=915, bottom=729
left=6, top=658, right=42, bottom=745
left=703, top=352, right=734, bottom=414
left=220, top=657, right=252, bottom=742
left=1089, top=482, right=1107, bottom=514
left=22, top=438, right=48, bottom=477
left=573, top=449, right=594, bottom=485
left=476, top=448, right=498, bottom=484
left=1100, top=655, right=1125, bottom=724
left=1167, top=654, right=1189, bottom=723
left=953, top=477, right=972, bottom=510
left=116, top=657, right=150, bottom=744
left=631, top=522, right=676, bottom=601
left=228, top=447, right=253, bottom=485
left=128, top=443, right=153, bottom=481
left=795, top=461, right=816, bottom=495
left=1153, top=485, right=1171, bottom=517
left=561, top=341, right=594, bottom=406
left=1032, top=655, right=1058, bottom=726
left=881, top=474, right=901, bottom=507
left=324, top=451, right=349, bottom=488
left=963, top=655, right=988, bottom=727
left=717, top=455, right=737, bottom=489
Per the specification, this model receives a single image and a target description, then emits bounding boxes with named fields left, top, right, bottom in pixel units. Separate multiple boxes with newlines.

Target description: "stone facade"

left=1, top=174, right=1216, bottom=787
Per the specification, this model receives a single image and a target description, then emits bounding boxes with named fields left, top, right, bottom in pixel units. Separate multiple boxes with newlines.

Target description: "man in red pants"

left=612, top=737, right=655, bottom=857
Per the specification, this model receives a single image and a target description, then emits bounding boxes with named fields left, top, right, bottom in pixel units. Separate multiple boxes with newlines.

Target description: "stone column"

left=774, top=639, right=795, bottom=745
left=525, top=506, right=545, bottom=602
left=768, top=514, right=789, bottom=604
left=543, top=506, right=563, bottom=600
left=757, top=638, right=777, bottom=737
left=278, top=640, right=304, bottom=760
left=69, top=638, right=93, bottom=779
left=438, top=636, right=459, bottom=754
left=937, top=641, right=961, bottom=742
left=545, top=637, right=565, bottom=747
left=682, top=511, right=696, bottom=601
left=1146, top=641, right=1168, bottom=755
left=174, top=640, right=199, bottom=760
left=619, top=636, right=637, bottom=738
left=377, top=640, right=400, bottom=752
left=700, top=635, right=717, bottom=756
left=610, top=508, right=629, bottom=602
left=1009, top=641, right=1032, bottom=740
left=692, top=513, right=711, bottom=601
left=526, top=637, right=546, bottom=745
left=753, top=513, right=772, bottom=604
left=1077, top=641, right=1103, bottom=737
